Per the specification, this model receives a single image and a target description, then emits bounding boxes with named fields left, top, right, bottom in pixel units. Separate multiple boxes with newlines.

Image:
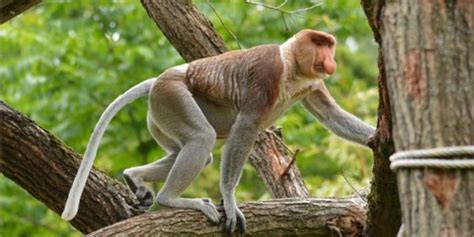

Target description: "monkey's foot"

left=156, top=196, right=221, bottom=224
left=134, top=186, right=154, bottom=210
left=223, top=203, right=246, bottom=234
left=197, top=199, right=221, bottom=224
left=123, top=174, right=154, bottom=211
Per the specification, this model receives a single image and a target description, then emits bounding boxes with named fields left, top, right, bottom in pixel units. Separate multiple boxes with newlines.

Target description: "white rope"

left=390, top=146, right=474, bottom=171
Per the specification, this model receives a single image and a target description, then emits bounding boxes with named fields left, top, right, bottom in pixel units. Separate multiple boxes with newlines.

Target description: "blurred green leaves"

left=1, top=0, right=378, bottom=235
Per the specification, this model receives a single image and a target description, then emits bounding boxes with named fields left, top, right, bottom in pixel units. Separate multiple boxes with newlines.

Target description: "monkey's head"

left=292, top=29, right=337, bottom=78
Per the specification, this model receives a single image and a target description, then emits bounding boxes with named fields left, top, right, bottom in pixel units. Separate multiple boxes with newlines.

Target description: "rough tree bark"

left=89, top=198, right=366, bottom=236
left=140, top=0, right=309, bottom=198
left=360, top=1, right=401, bottom=236
left=379, top=1, right=473, bottom=236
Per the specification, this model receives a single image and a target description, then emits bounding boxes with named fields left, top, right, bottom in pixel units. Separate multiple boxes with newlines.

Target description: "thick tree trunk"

left=382, top=1, right=473, bottom=149
left=379, top=1, right=474, bottom=236
left=0, top=101, right=141, bottom=233
left=360, top=1, right=401, bottom=236
left=396, top=163, right=473, bottom=237
left=89, top=197, right=366, bottom=237
left=140, top=0, right=309, bottom=198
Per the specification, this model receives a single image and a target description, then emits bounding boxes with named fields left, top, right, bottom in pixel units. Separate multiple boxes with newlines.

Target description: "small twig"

left=207, top=0, right=242, bottom=49
left=281, top=148, right=300, bottom=178
left=245, top=0, right=291, bottom=14
left=340, top=171, right=366, bottom=201
left=281, top=13, right=290, bottom=32
left=245, top=0, right=322, bottom=15
left=245, top=0, right=322, bottom=31
left=290, top=3, right=322, bottom=14
left=276, top=0, right=288, bottom=9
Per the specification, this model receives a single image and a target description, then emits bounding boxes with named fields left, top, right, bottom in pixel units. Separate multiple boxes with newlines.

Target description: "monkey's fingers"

left=236, top=208, right=246, bottom=233
left=223, top=206, right=237, bottom=234
left=199, top=200, right=220, bottom=224
left=225, top=216, right=237, bottom=235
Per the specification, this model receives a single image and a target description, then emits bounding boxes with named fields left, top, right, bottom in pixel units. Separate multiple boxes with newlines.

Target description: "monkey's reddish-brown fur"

left=186, top=45, right=283, bottom=112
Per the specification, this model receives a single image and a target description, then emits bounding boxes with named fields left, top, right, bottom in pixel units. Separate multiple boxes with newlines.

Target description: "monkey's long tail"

left=61, top=78, right=155, bottom=221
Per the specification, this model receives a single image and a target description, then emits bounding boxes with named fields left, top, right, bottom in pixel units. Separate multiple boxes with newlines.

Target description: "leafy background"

left=0, top=0, right=378, bottom=236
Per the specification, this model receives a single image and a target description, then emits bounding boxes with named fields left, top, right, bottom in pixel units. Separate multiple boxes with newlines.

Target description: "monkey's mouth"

left=313, top=65, right=329, bottom=76
left=313, top=65, right=324, bottom=72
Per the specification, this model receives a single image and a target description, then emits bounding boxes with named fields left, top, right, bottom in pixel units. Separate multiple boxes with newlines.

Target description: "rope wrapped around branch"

left=390, top=146, right=474, bottom=171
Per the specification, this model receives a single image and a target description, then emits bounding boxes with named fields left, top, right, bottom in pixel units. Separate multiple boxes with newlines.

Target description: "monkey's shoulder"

left=189, top=44, right=281, bottom=66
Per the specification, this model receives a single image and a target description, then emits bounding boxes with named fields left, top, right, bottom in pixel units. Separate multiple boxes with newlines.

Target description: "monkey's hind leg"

left=123, top=154, right=176, bottom=211
left=149, top=79, right=220, bottom=224
left=123, top=113, right=180, bottom=210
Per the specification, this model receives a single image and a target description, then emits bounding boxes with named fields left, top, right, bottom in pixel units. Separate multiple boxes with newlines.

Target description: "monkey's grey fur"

left=62, top=30, right=375, bottom=234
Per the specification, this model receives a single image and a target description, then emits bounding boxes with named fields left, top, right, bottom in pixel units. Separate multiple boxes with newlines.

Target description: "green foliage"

left=1, top=0, right=378, bottom=235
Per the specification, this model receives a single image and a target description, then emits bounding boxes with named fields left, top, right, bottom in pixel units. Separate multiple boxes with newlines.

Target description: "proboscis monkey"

left=62, top=29, right=375, bottom=234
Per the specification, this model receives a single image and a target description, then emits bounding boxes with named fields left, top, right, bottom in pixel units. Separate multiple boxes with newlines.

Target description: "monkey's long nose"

left=324, top=58, right=337, bottom=75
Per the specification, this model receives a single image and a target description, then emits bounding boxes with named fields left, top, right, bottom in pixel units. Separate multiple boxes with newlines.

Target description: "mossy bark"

left=361, top=1, right=401, bottom=236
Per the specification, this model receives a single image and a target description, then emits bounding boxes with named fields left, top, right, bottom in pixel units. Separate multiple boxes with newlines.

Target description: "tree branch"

left=89, top=197, right=366, bottom=236
left=249, top=129, right=309, bottom=198
left=206, top=0, right=242, bottom=49
left=244, top=0, right=321, bottom=15
left=140, top=0, right=227, bottom=61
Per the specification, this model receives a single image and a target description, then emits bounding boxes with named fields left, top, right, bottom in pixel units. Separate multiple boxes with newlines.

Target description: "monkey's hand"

left=223, top=200, right=246, bottom=234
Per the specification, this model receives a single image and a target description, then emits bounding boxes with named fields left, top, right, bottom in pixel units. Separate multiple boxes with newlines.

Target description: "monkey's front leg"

left=302, top=83, right=375, bottom=146
left=220, top=113, right=260, bottom=234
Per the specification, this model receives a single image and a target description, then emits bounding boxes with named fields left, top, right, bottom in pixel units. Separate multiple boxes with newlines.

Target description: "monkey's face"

left=294, top=30, right=337, bottom=79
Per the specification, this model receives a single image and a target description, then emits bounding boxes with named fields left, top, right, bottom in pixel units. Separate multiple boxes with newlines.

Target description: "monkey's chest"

left=259, top=81, right=315, bottom=129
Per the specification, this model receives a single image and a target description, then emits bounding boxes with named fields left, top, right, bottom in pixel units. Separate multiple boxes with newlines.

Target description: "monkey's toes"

left=199, top=200, right=220, bottom=224
left=224, top=206, right=246, bottom=234
left=236, top=209, right=246, bottom=233
left=134, top=186, right=154, bottom=210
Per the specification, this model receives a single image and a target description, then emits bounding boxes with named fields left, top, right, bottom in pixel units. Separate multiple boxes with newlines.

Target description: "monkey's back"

left=186, top=45, right=283, bottom=110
